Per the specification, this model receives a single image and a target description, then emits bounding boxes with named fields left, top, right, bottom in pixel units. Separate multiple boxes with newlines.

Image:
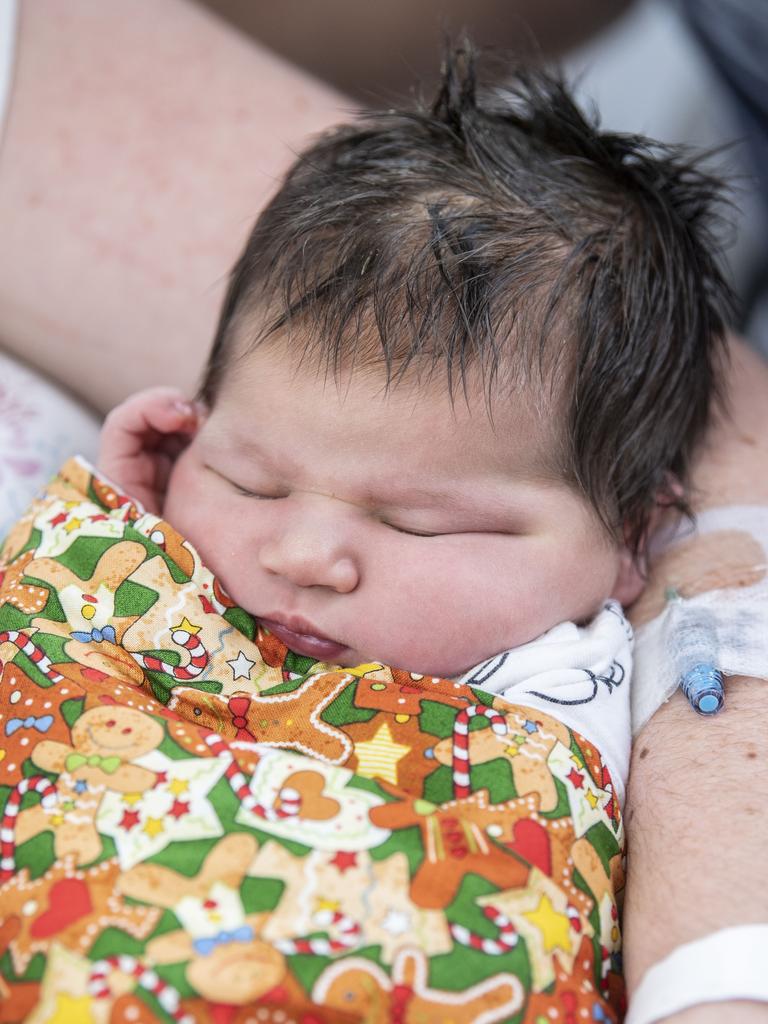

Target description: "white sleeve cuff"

left=626, top=925, right=768, bottom=1024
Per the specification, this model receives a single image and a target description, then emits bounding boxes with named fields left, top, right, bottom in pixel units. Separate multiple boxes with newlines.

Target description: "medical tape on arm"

left=632, top=505, right=768, bottom=734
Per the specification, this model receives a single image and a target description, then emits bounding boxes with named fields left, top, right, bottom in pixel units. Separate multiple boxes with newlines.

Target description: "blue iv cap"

left=681, top=663, right=724, bottom=716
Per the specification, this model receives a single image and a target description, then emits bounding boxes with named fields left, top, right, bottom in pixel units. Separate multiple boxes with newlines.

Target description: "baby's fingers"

left=100, top=387, right=201, bottom=462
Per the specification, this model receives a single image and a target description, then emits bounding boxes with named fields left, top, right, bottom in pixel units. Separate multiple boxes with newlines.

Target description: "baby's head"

left=164, top=48, right=731, bottom=677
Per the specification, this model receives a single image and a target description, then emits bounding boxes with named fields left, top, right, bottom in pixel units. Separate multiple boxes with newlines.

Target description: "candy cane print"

left=450, top=905, right=519, bottom=955
left=599, top=943, right=612, bottom=991
left=130, top=628, right=209, bottom=681
left=116, top=496, right=139, bottom=523
left=89, top=955, right=192, bottom=1024
left=566, top=903, right=582, bottom=934
left=452, top=705, right=507, bottom=797
left=0, top=775, right=58, bottom=880
left=0, top=631, right=63, bottom=684
left=203, top=732, right=300, bottom=821
left=275, top=908, right=362, bottom=955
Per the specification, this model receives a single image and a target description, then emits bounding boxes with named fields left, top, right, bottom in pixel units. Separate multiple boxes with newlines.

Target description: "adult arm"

left=0, top=0, right=345, bottom=413
left=624, top=337, right=768, bottom=1021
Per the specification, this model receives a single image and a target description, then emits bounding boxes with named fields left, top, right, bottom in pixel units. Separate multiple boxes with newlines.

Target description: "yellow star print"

left=48, top=993, right=96, bottom=1024
left=354, top=722, right=410, bottom=785
left=523, top=894, right=573, bottom=954
left=347, top=663, right=385, bottom=678
left=173, top=616, right=201, bottom=635
left=585, top=789, right=599, bottom=809
left=143, top=817, right=165, bottom=837
left=315, top=896, right=341, bottom=913
left=64, top=517, right=84, bottom=534
left=168, top=777, right=189, bottom=796
left=122, top=792, right=142, bottom=806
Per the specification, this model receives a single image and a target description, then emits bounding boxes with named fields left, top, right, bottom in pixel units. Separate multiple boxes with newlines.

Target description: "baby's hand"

left=99, top=387, right=203, bottom=514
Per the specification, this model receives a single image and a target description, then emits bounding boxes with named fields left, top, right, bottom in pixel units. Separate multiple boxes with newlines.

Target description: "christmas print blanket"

left=0, top=458, right=625, bottom=1023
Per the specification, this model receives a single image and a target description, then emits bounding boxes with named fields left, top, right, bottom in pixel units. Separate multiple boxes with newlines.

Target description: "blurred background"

left=196, top=0, right=631, bottom=100
left=198, top=0, right=768, bottom=354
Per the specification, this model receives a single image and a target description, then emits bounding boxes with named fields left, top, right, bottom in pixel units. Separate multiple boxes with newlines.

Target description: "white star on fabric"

left=227, top=650, right=256, bottom=681
left=97, top=750, right=227, bottom=868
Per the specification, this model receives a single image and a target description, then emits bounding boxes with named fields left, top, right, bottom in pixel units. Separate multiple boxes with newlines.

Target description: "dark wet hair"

left=199, top=43, right=734, bottom=555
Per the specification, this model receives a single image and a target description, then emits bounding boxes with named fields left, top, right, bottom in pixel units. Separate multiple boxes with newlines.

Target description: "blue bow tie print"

left=70, top=625, right=117, bottom=644
left=193, top=925, right=254, bottom=957
left=5, top=714, right=54, bottom=737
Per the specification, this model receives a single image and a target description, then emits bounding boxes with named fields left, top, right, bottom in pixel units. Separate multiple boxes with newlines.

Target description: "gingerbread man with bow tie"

left=11, top=704, right=164, bottom=868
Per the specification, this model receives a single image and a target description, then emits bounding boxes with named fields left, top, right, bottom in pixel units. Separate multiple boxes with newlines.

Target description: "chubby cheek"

left=163, top=451, right=271, bottom=609
left=163, top=451, right=205, bottom=540
left=541, top=541, right=621, bottom=622
left=373, top=546, right=517, bottom=676
left=408, top=539, right=616, bottom=676
left=163, top=452, right=231, bottom=577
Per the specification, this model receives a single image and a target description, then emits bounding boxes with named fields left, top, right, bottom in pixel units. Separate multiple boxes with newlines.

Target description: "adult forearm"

left=0, top=0, right=345, bottom=413
left=624, top=678, right=768, bottom=1014
left=624, top=337, right=768, bottom=1018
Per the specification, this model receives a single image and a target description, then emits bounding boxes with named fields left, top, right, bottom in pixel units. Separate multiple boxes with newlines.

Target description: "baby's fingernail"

left=173, top=400, right=195, bottom=419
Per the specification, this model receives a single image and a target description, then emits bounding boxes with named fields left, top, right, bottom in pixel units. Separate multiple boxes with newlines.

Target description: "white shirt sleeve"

left=458, top=601, right=633, bottom=805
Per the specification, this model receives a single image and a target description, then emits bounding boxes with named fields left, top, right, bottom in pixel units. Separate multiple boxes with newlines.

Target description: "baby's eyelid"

left=234, top=484, right=284, bottom=500
left=385, top=519, right=515, bottom=538
left=384, top=522, right=443, bottom=538
left=204, top=464, right=285, bottom=499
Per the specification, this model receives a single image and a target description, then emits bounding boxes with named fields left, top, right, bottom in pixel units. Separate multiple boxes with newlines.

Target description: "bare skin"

left=0, top=0, right=345, bottom=412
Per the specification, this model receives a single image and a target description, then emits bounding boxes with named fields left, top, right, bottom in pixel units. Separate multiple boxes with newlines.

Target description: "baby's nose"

left=258, top=498, right=360, bottom=593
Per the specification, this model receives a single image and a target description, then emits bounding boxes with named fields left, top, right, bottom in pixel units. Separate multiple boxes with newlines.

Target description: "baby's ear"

left=610, top=548, right=646, bottom=608
left=611, top=487, right=680, bottom=608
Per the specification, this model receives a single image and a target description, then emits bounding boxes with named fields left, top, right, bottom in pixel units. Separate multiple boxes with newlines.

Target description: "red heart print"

left=30, top=877, right=93, bottom=938
left=505, top=819, right=552, bottom=875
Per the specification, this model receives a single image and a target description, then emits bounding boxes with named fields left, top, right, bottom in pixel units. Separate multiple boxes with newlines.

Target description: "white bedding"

left=0, top=350, right=100, bottom=538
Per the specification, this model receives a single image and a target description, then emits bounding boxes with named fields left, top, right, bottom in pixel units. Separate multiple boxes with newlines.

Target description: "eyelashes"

left=231, top=482, right=442, bottom=536
left=385, top=524, right=441, bottom=538
left=215, top=466, right=466, bottom=538
left=232, top=485, right=284, bottom=500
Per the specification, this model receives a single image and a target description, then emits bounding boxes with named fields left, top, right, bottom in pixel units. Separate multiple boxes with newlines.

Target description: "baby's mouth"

left=259, top=616, right=348, bottom=662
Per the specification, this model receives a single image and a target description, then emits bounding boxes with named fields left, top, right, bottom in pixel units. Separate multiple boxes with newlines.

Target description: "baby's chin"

left=354, top=626, right=568, bottom=681
left=325, top=645, right=474, bottom=682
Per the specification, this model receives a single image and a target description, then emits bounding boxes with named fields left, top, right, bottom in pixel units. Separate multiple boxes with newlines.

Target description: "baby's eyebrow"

left=363, top=483, right=481, bottom=510
left=228, top=434, right=301, bottom=477
left=363, top=480, right=551, bottom=521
